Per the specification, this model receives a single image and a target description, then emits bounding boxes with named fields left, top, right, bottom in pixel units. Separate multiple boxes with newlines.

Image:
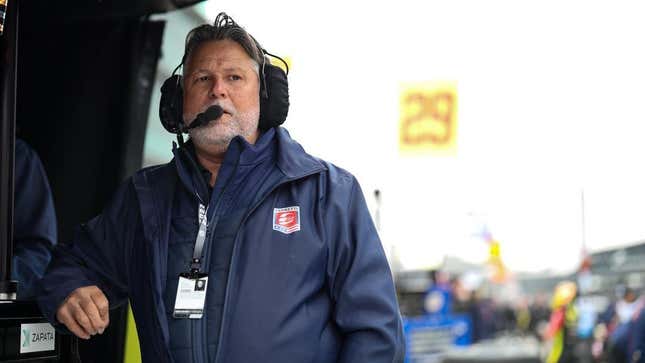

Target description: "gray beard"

left=189, top=125, right=232, bottom=147
left=187, top=109, right=260, bottom=151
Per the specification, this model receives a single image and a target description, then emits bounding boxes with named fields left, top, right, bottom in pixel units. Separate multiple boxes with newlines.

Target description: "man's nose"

left=209, top=78, right=227, bottom=99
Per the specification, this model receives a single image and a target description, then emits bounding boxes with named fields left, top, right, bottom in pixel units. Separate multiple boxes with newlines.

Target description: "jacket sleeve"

left=325, top=173, right=405, bottom=363
left=37, top=180, right=140, bottom=329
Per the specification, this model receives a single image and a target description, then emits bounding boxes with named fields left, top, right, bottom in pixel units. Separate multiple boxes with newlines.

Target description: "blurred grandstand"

left=394, top=240, right=645, bottom=363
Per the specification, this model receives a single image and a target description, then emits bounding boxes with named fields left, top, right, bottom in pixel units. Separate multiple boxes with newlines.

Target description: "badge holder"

left=173, top=270, right=208, bottom=319
left=173, top=204, right=209, bottom=319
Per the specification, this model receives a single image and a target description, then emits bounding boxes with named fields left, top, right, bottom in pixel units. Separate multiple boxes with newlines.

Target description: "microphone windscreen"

left=186, top=105, right=224, bottom=131
left=201, top=105, right=223, bottom=122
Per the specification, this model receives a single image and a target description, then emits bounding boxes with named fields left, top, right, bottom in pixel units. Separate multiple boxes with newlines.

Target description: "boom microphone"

left=183, top=105, right=224, bottom=132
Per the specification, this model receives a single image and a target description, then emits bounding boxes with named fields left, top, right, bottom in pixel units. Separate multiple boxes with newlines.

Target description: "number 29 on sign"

left=399, top=82, right=458, bottom=154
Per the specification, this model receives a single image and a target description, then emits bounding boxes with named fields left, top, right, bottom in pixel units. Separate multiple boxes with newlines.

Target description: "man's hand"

left=56, top=286, right=110, bottom=340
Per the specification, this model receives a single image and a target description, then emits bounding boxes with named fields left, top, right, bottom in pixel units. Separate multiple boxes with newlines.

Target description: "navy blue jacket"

left=14, top=139, right=57, bottom=299
left=628, top=302, right=645, bottom=363
left=38, top=128, right=405, bottom=362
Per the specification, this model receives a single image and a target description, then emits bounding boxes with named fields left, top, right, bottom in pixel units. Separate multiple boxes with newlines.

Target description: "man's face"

left=182, top=39, right=261, bottom=149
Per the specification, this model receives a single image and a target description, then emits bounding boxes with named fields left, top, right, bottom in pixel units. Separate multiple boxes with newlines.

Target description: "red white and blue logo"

left=273, top=206, right=300, bottom=234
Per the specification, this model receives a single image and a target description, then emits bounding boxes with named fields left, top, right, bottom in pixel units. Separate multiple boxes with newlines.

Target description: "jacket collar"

left=171, top=127, right=326, bottom=202
left=171, top=128, right=278, bottom=203
left=273, top=127, right=326, bottom=179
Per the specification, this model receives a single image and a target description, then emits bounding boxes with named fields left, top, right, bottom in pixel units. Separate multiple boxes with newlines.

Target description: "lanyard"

left=190, top=203, right=208, bottom=273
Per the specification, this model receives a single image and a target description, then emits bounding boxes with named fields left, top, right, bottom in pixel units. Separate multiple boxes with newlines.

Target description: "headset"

left=159, top=13, right=290, bottom=145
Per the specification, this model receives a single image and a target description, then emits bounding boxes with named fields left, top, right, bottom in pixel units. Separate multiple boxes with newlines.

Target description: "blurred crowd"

left=589, top=286, right=644, bottom=363
left=410, top=270, right=645, bottom=363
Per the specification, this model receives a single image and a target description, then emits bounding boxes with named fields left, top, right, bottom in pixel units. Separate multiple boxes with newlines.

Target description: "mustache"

left=202, top=102, right=233, bottom=115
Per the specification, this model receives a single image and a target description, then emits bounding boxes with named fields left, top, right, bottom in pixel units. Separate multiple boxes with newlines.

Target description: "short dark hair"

left=182, top=12, right=264, bottom=69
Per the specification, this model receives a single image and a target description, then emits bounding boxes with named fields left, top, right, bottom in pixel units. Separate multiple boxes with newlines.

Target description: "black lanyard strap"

left=190, top=203, right=208, bottom=272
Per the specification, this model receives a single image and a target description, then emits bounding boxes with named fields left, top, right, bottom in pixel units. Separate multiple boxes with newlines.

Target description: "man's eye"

left=197, top=76, right=209, bottom=82
left=228, top=75, right=242, bottom=81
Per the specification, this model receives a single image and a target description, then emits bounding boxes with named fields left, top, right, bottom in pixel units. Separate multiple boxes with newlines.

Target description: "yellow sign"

left=487, top=240, right=507, bottom=283
left=489, top=240, right=501, bottom=259
left=399, top=82, right=458, bottom=154
left=270, top=56, right=291, bottom=74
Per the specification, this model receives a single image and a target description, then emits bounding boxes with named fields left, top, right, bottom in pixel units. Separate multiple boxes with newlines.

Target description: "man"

left=627, top=296, right=645, bottom=363
left=38, top=13, right=405, bottom=362
left=14, top=138, right=57, bottom=299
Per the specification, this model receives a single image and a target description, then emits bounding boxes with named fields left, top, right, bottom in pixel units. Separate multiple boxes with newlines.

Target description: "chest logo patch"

left=273, top=206, right=300, bottom=234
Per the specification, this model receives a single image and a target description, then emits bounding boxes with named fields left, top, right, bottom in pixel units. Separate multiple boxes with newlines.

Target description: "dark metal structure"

left=0, top=0, right=205, bottom=361
left=0, top=0, right=18, bottom=301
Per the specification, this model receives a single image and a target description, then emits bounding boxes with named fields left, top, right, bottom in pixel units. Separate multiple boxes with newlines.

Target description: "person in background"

left=627, top=296, right=645, bottom=363
left=515, top=297, right=532, bottom=336
left=544, top=281, right=578, bottom=363
left=616, top=288, right=640, bottom=325
left=530, top=293, right=551, bottom=340
left=13, top=138, right=57, bottom=299
left=606, top=288, right=641, bottom=363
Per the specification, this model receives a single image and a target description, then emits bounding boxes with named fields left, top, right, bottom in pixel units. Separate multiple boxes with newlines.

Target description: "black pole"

left=0, top=0, right=19, bottom=300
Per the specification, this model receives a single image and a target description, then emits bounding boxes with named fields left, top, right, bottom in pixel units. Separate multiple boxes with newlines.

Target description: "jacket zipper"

left=212, top=168, right=325, bottom=363
left=194, top=159, right=241, bottom=363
